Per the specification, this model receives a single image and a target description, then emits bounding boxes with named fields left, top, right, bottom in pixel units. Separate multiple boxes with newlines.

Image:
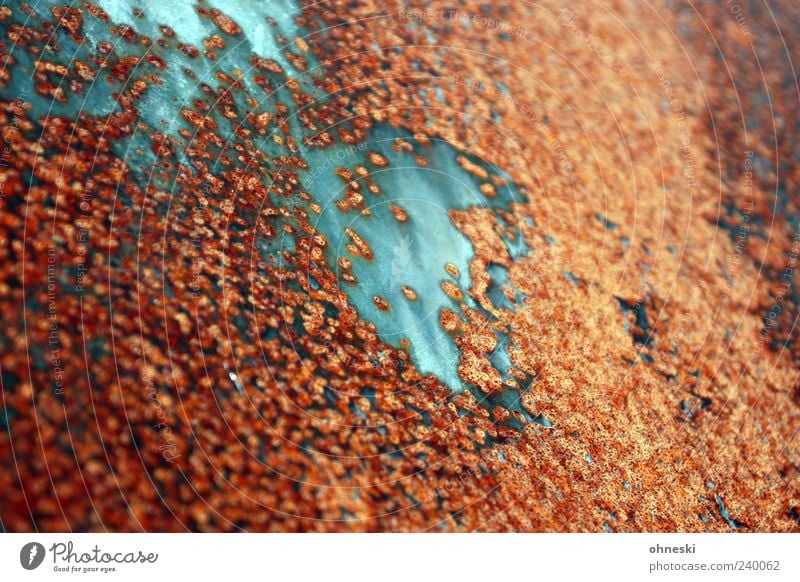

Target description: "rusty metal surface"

left=0, top=0, right=799, bottom=531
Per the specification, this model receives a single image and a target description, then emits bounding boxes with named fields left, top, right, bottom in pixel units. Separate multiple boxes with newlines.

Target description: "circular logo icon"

left=20, top=542, right=46, bottom=570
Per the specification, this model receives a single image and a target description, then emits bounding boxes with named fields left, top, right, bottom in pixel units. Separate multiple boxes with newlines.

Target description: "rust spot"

left=373, top=295, right=390, bottom=311
left=441, top=280, right=463, bottom=302
left=401, top=285, right=417, bottom=301
left=389, top=204, right=409, bottom=223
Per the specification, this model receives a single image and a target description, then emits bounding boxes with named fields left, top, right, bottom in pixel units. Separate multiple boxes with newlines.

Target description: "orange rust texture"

left=0, top=0, right=799, bottom=532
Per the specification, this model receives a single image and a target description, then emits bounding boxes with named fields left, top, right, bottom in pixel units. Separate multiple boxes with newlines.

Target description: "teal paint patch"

left=4, top=0, right=530, bottom=394
left=296, top=124, right=527, bottom=391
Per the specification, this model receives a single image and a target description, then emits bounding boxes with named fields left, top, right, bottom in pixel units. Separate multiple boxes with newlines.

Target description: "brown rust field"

left=1, top=0, right=799, bottom=531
